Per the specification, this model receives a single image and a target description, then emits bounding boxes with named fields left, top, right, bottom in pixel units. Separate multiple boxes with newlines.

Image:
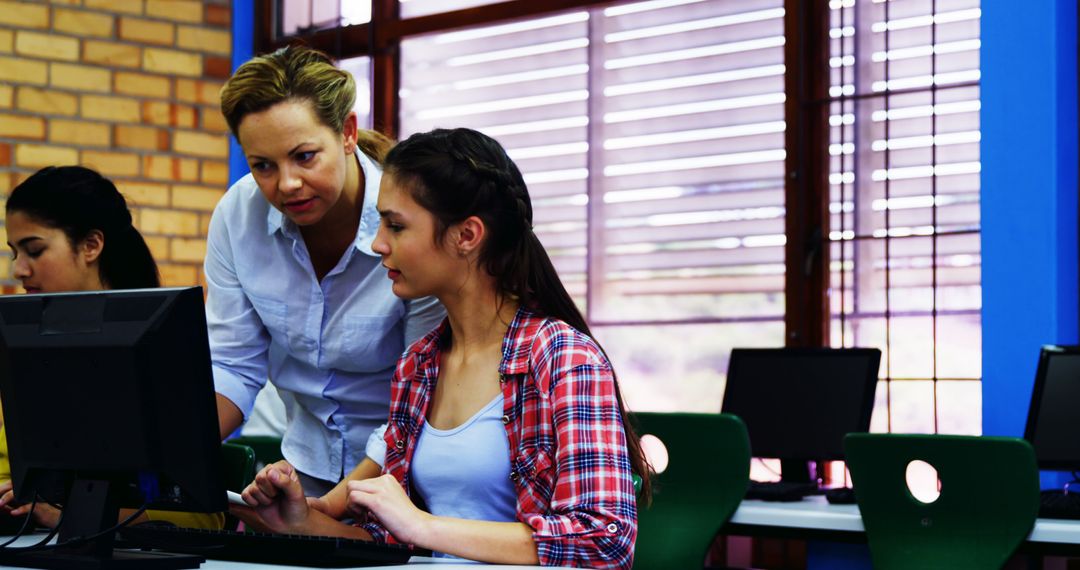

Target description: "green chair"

left=220, top=442, right=256, bottom=531
left=633, top=412, right=750, bottom=570
left=844, top=433, right=1039, bottom=570
left=228, top=435, right=284, bottom=471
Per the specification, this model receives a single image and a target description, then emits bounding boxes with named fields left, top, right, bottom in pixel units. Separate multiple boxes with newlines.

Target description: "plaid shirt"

left=362, top=307, right=638, bottom=568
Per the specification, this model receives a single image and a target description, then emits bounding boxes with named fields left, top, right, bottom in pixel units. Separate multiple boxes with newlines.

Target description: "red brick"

left=203, top=55, right=231, bottom=79
left=205, top=4, right=229, bottom=27
left=0, top=143, right=10, bottom=167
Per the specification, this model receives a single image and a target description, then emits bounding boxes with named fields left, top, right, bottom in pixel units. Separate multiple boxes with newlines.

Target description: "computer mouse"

left=825, top=487, right=857, bottom=505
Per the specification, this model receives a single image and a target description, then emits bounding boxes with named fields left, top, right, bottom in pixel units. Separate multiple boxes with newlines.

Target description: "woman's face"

left=371, top=175, right=462, bottom=300
left=6, top=211, right=103, bottom=293
left=237, top=98, right=358, bottom=228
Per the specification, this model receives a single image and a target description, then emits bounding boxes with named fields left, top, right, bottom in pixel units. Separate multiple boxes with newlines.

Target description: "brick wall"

left=0, top=0, right=233, bottom=293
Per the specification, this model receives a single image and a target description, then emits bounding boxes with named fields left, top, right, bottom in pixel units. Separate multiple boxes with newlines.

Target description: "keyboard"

left=1039, top=490, right=1080, bottom=520
left=745, top=481, right=822, bottom=502
left=118, top=524, right=413, bottom=568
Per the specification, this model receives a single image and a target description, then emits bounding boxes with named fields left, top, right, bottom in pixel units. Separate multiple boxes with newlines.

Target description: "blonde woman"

left=210, top=46, right=443, bottom=499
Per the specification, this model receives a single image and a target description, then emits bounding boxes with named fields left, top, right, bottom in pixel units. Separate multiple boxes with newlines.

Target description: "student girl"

left=239, top=128, right=646, bottom=568
left=211, top=46, right=443, bottom=497
left=0, top=165, right=220, bottom=529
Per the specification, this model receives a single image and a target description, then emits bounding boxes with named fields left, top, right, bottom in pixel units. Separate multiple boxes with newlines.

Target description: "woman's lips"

left=284, top=198, right=316, bottom=213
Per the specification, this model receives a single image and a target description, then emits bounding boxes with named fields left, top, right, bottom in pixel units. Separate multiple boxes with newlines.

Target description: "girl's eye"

left=26, top=248, right=44, bottom=259
left=296, top=151, right=316, bottom=163
left=251, top=161, right=272, bottom=173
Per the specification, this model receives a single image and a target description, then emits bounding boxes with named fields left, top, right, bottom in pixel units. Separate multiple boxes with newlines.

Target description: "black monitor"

left=721, top=347, right=881, bottom=483
left=0, top=287, right=224, bottom=569
left=1024, top=345, right=1080, bottom=472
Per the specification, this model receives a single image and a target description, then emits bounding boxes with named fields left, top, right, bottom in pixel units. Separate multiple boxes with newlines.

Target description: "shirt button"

left=499, top=373, right=507, bottom=383
left=606, top=523, right=619, bottom=534
left=509, top=471, right=520, bottom=482
left=501, top=415, right=510, bottom=425
left=395, top=440, right=405, bottom=450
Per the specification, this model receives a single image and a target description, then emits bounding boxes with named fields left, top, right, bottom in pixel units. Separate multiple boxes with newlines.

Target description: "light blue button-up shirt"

left=205, top=150, right=444, bottom=482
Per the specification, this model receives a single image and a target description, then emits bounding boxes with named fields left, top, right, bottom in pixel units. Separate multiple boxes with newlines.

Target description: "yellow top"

left=0, top=424, right=224, bottom=529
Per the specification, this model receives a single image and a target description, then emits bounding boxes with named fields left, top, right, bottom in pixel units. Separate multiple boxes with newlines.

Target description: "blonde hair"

left=219, top=45, right=392, bottom=162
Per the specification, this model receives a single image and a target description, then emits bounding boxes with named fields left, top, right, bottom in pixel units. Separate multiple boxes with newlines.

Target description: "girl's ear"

left=80, top=229, right=105, bottom=265
left=453, top=216, right=486, bottom=257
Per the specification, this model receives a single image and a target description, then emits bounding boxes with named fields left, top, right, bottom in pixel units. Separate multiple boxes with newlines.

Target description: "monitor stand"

left=0, top=479, right=203, bottom=570
left=780, top=459, right=813, bottom=484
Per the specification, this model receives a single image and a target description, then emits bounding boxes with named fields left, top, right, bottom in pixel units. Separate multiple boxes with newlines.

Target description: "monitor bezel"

left=1023, top=344, right=1080, bottom=471
left=722, top=346, right=882, bottom=462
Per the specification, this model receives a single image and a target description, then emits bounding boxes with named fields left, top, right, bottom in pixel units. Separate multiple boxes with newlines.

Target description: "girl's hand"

left=346, top=474, right=430, bottom=544
left=239, top=461, right=310, bottom=534
left=0, top=480, right=60, bottom=528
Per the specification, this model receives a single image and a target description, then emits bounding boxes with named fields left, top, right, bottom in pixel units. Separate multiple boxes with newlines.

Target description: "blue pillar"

left=228, top=0, right=254, bottom=185
left=981, top=0, right=1078, bottom=438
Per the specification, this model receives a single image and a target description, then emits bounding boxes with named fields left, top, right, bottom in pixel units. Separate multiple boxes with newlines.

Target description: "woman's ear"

left=80, top=229, right=105, bottom=265
left=454, top=216, right=486, bottom=257
left=342, top=111, right=359, bottom=155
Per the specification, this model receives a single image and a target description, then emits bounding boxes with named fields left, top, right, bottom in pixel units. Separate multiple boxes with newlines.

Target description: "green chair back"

left=844, top=433, right=1039, bottom=570
left=220, top=442, right=256, bottom=492
left=220, top=442, right=256, bottom=531
left=228, top=435, right=284, bottom=471
left=633, top=412, right=750, bottom=570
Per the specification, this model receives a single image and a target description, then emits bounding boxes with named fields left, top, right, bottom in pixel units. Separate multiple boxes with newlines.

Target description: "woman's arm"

left=236, top=461, right=372, bottom=539
left=308, top=457, right=382, bottom=520
left=347, top=475, right=539, bottom=565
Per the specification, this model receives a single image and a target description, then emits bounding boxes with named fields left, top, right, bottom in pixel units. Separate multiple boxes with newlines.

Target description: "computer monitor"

left=721, top=347, right=881, bottom=482
left=0, top=286, right=225, bottom=569
left=1024, top=345, right=1080, bottom=472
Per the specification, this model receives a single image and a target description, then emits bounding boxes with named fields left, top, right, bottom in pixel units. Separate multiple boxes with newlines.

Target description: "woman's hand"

left=346, top=474, right=430, bottom=544
left=238, top=461, right=310, bottom=534
left=0, top=480, right=60, bottom=528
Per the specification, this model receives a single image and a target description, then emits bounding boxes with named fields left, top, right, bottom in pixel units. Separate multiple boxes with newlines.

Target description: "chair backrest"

left=633, top=412, right=750, bottom=570
left=844, top=433, right=1040, bottom=570
left=220, top=442, right=256, bottom=493
left=227, top=435, right=284, bottom=471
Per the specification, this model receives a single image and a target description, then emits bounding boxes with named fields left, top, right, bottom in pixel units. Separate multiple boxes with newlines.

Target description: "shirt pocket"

left=341, top=315, right=402, bottom=370
left=515, top=444, right=556, bottom=499
left=246, top=294, right=292, bottom=346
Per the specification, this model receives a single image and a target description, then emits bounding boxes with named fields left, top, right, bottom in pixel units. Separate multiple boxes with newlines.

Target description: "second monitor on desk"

left=722, top=348, right=881, bottom=488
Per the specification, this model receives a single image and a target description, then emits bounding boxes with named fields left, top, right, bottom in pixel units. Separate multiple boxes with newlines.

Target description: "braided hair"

left=7, top=166, right=160, bottom=289
left=383, top=128, right=651, bottom=501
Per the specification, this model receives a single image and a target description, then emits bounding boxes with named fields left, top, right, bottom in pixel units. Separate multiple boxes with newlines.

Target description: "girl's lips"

left=387, top=269, right=401, bottom=280
left=284, top=198, right=315, bottom=213
left=23, top=287, right=41, bottom=294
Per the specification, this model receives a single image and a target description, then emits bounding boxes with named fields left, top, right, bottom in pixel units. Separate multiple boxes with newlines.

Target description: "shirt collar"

left=410, top=306, right=543, bottom=377
left=265, top=149, right=384, bottom=258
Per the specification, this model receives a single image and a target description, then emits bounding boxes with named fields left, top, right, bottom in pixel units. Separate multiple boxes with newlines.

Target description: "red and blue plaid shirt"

left=362, top=307, right=638, bottom=568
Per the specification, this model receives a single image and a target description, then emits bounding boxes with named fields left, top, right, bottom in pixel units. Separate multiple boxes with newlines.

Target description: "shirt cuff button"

left=606, top=523, right=619, bottom=534
left=395, top=440, right=405, bottom=450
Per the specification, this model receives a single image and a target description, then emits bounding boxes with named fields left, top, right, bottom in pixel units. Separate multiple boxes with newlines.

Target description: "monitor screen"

left=1024, top=345, right=1080, bottom=471
left=721, top=347, right=881, bottom=465
left=0, top=286, right=224, bottom=564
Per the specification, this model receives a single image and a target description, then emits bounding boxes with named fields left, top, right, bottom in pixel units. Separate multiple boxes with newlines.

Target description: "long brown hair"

left=384, top=128, right=651, bottom=501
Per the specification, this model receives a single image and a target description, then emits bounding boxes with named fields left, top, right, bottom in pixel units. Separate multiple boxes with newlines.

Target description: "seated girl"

left=238, top=128, right=648, bottom=568
left=0, top=165, right=223, bottom=530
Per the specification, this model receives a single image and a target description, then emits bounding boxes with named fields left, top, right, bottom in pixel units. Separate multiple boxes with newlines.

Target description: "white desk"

left=727, top=496, right=1080, bottom=552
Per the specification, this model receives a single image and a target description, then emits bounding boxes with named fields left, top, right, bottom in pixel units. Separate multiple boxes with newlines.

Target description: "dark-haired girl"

left=0, top=166, right=221, bottom=530
left=241, top=129, right=644, bottom=568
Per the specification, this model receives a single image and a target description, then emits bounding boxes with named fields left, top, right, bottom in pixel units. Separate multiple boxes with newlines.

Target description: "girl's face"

left=237, top=98, right=358, bottom=228
left=371, top=175, right=462, bottom=300
left=6, top=211, right=104, bottom=293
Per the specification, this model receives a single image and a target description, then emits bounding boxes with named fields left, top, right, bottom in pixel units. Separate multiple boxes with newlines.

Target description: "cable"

left=0, top=497, right=66, bottom=552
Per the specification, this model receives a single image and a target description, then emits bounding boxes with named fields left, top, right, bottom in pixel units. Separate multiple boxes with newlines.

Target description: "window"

left=828, top=0, right=981, bottom=436
left=261, top=0, right=983, bottom=428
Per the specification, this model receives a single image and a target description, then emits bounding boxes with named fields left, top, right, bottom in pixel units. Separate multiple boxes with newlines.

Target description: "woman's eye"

left=26, top=249, right=44, bottom=259
left=251, top=161, right=271, bottom=173
left=296, top=151, right=316, bottom=163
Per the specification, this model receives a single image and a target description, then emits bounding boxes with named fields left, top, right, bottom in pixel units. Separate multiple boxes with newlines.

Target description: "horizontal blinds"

left=400, top=0, right=786, bottom=323
left=829, top=0, right=982, bottom=435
